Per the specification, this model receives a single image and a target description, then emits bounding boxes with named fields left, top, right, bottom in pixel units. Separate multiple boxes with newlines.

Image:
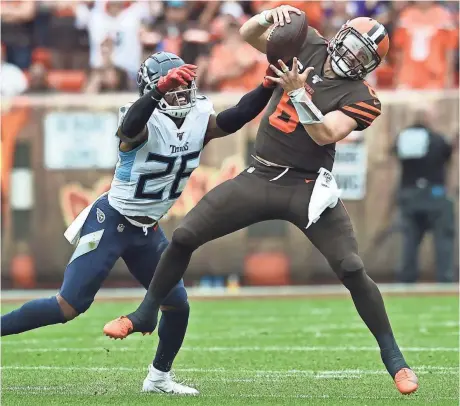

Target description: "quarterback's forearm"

left=302, top=123, right=334, bottom=146
left=118, top=87, right=164, bottom=142
left=302, top=111, right=357, bottom=146
left=239, top=14, right=270, bottom=53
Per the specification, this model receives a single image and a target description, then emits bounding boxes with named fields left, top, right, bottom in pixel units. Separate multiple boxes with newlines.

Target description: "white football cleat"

left=142, top=364, right=199, bottom=395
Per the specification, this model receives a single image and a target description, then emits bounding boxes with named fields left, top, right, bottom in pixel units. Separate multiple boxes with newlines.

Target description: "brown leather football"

left=266, top=11, right=309, bottom=65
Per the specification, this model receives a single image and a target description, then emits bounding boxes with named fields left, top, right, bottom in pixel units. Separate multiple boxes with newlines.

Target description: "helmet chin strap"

left=331, top=58, right=348, bottom=78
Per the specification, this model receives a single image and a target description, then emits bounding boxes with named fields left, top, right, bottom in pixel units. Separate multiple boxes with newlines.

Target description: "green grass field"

left=1, top=295, right=459, bottom=405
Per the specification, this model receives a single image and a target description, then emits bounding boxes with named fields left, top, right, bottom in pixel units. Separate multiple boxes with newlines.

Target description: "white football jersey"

left=108, top=96, right=214, bottom=220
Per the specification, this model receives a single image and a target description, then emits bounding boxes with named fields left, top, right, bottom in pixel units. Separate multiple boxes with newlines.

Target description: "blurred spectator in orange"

left=251, top=1, right=322, bottom=30
left=1, top=0, right=37, bottom=69
left=1, top=44, right=28, bottom=97
left=393, top=1, right=457, bottom=89
left=204, top=16, right=264, bottom=92
left=85, top=37, right=128, bottom=93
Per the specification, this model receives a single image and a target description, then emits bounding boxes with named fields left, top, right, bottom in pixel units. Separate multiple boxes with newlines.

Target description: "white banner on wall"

left=332, top=132, right=367, bottom=200
left=44, top=112, right=119, bottom=169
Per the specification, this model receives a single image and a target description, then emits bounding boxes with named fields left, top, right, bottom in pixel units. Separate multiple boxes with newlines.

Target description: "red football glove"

left=157, top=64, right=197, bottom=94
left=262, top=65, right=277, bottom=88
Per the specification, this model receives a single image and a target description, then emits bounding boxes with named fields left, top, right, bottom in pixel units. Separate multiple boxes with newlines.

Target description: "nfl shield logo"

left=177, top=132, right=184, bottom=141
left=312, top=75, right=323, bottom=84
left=96, top=208, right=105, bottom=223
left=117, top=224, right=125, bottom=233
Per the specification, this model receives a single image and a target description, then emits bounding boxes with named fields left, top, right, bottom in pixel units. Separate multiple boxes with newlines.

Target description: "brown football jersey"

left=255, top=28, right=381, bottom=173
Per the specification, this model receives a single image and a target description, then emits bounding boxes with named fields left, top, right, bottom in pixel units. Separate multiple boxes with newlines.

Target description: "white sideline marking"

left=1, top=365, right=458, bottom=375
left=1, top=282, right=457, bottom=301
left=2, top=323, right=458, bottom=346
left=206, top=394, right=458, bottom=400
left=5, top=345, right=458, bottom=353
left=2, top=320, right=458, bottom=346
left=2, top=386, right=458, bottom=400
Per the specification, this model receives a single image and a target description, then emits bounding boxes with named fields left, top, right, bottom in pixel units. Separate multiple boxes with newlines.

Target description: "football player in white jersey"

left=1, top=51, right=276, bottom=394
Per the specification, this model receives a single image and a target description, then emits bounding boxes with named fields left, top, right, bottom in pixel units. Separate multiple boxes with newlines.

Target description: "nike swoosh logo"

left=305, top=179, right=314, bottom=184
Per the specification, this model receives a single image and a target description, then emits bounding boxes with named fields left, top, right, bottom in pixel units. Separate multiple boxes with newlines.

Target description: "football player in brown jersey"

left=103, top=5, right=418, bottom=395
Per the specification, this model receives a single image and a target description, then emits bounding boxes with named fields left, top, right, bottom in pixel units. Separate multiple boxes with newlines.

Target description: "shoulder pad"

left=195, top=94, right=215, bottom=115
left=118, top=102, right=134, bottom=127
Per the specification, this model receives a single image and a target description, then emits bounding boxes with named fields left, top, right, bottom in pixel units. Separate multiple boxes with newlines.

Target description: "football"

left=266, top=11, right=309, bottom=65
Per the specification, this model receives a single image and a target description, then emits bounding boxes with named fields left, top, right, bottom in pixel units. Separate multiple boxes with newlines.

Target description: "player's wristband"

left=288, top=88, right=324, bottom=124
left=257, top=10, right=272, bottom=27
left=148, top=85, right=165, bottom=102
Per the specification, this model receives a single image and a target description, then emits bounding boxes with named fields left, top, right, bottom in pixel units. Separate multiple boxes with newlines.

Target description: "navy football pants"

left=60, top=195, right=187, bottom=314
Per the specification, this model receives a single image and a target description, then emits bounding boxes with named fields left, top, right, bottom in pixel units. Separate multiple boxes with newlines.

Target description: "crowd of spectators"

left=1, top=0, right=458, bottom=96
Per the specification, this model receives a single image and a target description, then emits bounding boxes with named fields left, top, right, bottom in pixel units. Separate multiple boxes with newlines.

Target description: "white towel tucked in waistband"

left=306, top=168, right=341, bottom=229
left=64, top=193, right=108, bottom=245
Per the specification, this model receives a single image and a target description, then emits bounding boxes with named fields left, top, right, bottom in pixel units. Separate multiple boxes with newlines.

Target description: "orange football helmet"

left=328, top=17, right=390, bottom=80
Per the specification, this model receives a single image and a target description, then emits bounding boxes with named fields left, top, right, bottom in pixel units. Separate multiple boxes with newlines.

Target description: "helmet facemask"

left=158, top=80, right=197, bottom=119
left=140, top=72, right=197, bottom=119
left=328, top=26, right=381, bottom=80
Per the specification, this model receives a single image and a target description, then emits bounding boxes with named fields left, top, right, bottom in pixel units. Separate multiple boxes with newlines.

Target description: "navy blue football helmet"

left=137, top=52, right=197, bottom=119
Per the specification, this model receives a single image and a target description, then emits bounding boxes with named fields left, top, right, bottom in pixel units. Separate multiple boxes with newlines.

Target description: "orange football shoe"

left=394, top=368, right=419, bottom=395
left=103, top=316, right=152, bottom=339
left=103, top=316, right=133, bottom=339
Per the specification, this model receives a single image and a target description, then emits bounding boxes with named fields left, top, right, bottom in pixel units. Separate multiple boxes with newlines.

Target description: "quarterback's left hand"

left=266, top=58, right=313, bottom=94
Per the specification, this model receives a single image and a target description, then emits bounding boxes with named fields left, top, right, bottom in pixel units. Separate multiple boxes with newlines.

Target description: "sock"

left=152, top=306, right=190, bottom=372
left=1, top=296, right=66, bottom=336
left=128, top=241, right=193, bottom=331
left=341, top=270, right=409, bottom=377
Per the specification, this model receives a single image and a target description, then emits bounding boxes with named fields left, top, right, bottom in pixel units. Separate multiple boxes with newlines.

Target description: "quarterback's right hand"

left=265, top=5, right=302, bottom=27
left=157, top=64, right=197, bottom=94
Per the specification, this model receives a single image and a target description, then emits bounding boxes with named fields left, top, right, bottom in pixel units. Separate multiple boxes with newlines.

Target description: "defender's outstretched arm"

left=204, top=80, right=275, bottom=143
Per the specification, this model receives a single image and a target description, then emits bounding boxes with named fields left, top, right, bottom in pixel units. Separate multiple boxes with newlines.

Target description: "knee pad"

left=341, top=253, right=364, bottom=273
left=336, top=253, right=364, bottom=280
left=161, top=282, right=189, bottom=312
left=171, top=226, right=200, bottom=252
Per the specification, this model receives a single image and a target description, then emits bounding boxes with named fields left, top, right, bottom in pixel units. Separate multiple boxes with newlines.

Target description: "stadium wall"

left=1, top=90, right=458, bottom=286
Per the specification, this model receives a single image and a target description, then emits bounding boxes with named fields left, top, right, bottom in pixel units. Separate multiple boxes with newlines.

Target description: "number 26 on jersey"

left=135, top=151, right=200, bottom=200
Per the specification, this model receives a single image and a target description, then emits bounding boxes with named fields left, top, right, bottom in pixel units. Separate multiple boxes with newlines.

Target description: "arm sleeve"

left=215, top=84, right=274, bottom=134
left=339, top=98, right=382, bottom=131
left=119, top=87, right=164, bottom=139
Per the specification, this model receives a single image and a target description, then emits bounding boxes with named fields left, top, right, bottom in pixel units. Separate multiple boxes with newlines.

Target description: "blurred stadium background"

left=1, top=1, right=459, bottom=404
left=1, top=0, right=458, bottom=290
